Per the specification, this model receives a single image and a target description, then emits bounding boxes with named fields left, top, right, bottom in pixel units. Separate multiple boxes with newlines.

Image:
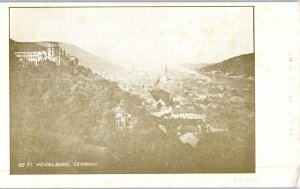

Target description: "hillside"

left=10, top=39, right=47, bottom=52
left=198, top=53, right=254, bottom=79
left=9, top=55, right=156, bottom=173
left=52, top=42, right=123, bottom=74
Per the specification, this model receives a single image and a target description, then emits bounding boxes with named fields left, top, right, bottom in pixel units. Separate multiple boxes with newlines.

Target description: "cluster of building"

left=15, top=42, right=78, bottom=66
left=145, top=93, right=207, bottom=121
left=113, top=66, right=247, bottom=140
left=120, top=69, right=208, bottom=121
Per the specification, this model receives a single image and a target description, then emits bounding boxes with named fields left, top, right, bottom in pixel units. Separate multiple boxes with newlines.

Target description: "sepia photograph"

left=9, top=6, right=255, bottom=174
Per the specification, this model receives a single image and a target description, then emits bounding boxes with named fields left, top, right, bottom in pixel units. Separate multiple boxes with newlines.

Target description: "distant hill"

left=38, top=41, right=123, bottom=75
left=198, top=53, right=254, bottom=78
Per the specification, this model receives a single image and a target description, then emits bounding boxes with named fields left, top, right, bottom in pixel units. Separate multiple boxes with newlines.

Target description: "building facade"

left=15, top=51, right=47, bottom=65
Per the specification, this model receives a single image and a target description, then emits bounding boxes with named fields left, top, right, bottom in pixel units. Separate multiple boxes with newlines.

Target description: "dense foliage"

left=199, top=53, right=254, bottom=78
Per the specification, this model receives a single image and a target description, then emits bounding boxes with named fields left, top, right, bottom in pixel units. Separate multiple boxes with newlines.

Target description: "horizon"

left=10, top=7, right=254, bottom=69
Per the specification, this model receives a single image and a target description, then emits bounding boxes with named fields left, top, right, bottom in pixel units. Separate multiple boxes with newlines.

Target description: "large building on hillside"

left=15, top=51, right=47, bottom=64
left=14, top=42, right=78, bottom=66
left=14, top=42, right=48, bottom=65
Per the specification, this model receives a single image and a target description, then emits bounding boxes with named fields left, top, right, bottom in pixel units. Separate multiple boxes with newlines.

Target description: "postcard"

left=0, top=2, right=299, bottom=188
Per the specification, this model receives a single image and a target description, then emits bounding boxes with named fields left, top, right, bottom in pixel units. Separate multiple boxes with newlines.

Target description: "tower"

left=47, top=42, right=60, bottom=57
left=47, top=42, right=60, bottom=64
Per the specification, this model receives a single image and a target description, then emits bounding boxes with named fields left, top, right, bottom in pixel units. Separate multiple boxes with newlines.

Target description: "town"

left=109, top=64, right=254, bottom=147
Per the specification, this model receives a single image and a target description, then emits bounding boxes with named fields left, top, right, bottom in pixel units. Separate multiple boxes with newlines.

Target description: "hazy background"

left=10, top=7, right=253, bottom=69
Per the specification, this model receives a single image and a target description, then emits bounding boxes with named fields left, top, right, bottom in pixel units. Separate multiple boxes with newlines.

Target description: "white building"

left=15, top=51, right=47, bottom=65
left=171, top=112, right=206, bottom=120
left=179, top=132, right=199, bottom=148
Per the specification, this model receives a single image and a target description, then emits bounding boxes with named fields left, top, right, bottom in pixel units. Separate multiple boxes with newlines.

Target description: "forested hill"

left=198, top=53, right=254, bottom=78
left=10, top=54, right=153, bottom=173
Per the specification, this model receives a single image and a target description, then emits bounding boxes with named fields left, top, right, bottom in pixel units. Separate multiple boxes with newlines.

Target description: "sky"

left=10, top=7, right=253, bottom=69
